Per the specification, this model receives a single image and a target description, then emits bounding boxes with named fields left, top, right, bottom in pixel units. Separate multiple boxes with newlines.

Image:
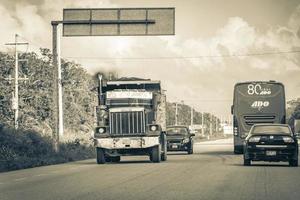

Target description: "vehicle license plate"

left=266, top=151, right=276, bottom=156
left=172, top=144, right=178, bottom=149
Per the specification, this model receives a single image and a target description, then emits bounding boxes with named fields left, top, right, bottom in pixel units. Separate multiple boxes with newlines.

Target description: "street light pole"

left=51, top=21, right=64, bottom=152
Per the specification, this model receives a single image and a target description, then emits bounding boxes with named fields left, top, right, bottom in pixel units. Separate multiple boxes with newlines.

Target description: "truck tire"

left=289, top=159, right=298, bottom=167
left=234, top=145, right=243, bottom=154
left=187, top=142, right=194, bottom=154
left=161, top=133, right=167, bottom=161
left=243, top=158, right=251, bottom=166
left=96, top=148, right=106, bottom=164
left=151, top=145, right=161, bottom=163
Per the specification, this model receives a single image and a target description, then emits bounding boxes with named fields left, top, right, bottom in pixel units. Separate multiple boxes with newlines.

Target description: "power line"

left=63, top=50, right=300, bottom=61
left=5, top=36, right=300, bottom=61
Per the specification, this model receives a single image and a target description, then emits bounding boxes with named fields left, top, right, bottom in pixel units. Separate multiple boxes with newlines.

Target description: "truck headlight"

left=95, top=127, right=106, bottom=134
left=150, top=125, right=158, bottom=131
left=282, top=136, right=294, bottom=143
left=99, top=127, right=105, bottom=134
left=249, top=136, right=261, bottom=143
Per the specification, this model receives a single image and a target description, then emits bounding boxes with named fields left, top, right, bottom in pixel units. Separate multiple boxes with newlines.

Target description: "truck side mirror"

left=190, top=133, right=196, bottom=137
left=231, top=105, right=234, bottom=115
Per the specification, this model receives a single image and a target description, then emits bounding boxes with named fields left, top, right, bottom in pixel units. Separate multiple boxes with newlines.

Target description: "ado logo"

left=251, top=101, right=269, bottom=110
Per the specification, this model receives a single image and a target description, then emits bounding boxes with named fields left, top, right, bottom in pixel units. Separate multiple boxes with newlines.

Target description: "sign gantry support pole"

left=51, top=21, right=63, bottom=152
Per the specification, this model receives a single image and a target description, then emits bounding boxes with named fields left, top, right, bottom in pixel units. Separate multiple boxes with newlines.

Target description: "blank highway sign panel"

left=63, top=8, right=175, bottom=36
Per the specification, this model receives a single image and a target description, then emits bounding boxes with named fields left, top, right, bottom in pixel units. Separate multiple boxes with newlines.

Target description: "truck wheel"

left=188, top=144, right=194, bottom=154
left=96, top=148, right=106, bottom=164
left=243, top=158, right=251, bottom=166
left=234, top=146, right=243, bottom=154
left=161, top=134, right=167, bottom=161
left=289, top=159, right=298, bottom=167
left=151, top=145, right=161, bottom=163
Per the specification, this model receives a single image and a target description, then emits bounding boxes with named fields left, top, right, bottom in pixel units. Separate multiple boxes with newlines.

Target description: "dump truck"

left=93, top=75, right=167, bottom=164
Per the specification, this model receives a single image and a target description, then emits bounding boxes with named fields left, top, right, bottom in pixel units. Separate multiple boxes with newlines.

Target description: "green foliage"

left=0, top=49, right=98, bottom=171
left=0, top=125, right=95, bottom=172
left=287, top=98, right=300, bottom=119
left=0, top=48, right=98, bottom=135
left=61, top=59, right=97, bottom=132
left=166, top=102, right=220, bottom=134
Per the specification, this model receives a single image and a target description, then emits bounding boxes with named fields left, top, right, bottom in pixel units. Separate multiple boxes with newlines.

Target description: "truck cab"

left=93, top=75, right=167, bottom=164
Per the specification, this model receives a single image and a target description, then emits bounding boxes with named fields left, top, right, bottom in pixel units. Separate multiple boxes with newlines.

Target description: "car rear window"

left=251, top=126, right=291, bottom=135
left=166, top=127, right=188, bottom=135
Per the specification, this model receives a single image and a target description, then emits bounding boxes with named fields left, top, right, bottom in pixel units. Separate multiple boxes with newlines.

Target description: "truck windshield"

left=167, top=128, right=188, bottom=135
left=251, top=126, right=291, bottom=135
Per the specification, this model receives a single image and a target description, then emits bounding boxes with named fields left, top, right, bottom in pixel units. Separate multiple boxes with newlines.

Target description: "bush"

left=0, top=125, right=95, bottom=172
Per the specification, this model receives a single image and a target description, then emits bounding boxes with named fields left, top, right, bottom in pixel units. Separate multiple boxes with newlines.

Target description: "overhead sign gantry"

left=51, top=7, right=175, bottom=152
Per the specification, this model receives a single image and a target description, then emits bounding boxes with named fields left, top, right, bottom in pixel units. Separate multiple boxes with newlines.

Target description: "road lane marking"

left=51, top=170, right=61, bottom=173
left=35, top=173, right=48, bottom=177
left=14, top=177, right=27, bottom=181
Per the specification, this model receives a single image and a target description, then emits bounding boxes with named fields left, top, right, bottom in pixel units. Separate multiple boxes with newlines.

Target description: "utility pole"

left=201, top=112, right=204, bottom=136
left=209, top=113, right=213, bottom=136
left=5, top=34, right=28, bottom=129
left=215, top=115, right=218, bottom=134
left=175, top=102, right=178, bottom=125
left=190, top=106, right=193, bottom=126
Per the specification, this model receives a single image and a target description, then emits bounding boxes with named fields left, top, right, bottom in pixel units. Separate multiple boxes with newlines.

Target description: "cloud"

left=0, top=5, right=21, bottom=51
left=216, top=17, right=256, bottom=54
left=0, top=0, right=117, bottom=51
left=288, top=5, right=300, bottom=33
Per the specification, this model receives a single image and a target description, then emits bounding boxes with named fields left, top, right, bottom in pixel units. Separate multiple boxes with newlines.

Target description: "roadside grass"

left=0, top=126, right=95, bottom=172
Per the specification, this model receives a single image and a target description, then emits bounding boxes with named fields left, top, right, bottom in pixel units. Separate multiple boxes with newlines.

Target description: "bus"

left=231, top=81, right=286, bottom=154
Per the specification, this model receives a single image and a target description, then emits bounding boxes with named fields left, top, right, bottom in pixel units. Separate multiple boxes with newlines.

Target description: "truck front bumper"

left=94, top=136, right=160, bottom=149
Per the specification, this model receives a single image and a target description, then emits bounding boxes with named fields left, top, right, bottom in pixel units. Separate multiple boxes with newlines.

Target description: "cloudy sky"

left=1, top=0, right=300, bottom=118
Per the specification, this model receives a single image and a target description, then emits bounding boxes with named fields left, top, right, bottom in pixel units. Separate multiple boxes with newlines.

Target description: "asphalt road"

left=1, top=138, right=300, bottom=200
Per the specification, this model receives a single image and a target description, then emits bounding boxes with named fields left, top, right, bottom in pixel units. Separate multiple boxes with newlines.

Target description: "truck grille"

left=244, top=115, right=275, bottom=126
left=110, top=111, right=145, bottom=135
